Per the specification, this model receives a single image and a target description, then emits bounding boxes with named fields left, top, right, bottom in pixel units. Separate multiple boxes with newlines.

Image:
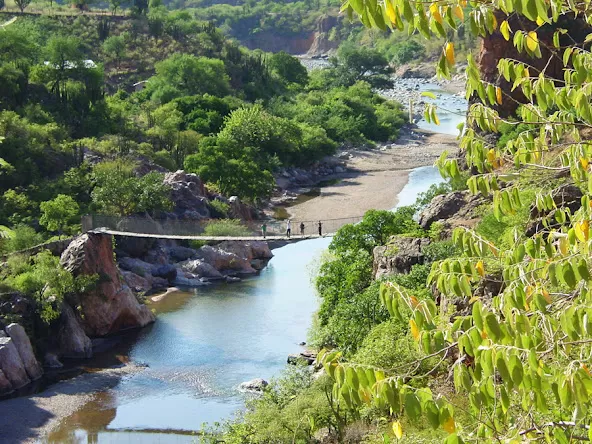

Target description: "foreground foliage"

left=311, top=0, right=592, bottom=441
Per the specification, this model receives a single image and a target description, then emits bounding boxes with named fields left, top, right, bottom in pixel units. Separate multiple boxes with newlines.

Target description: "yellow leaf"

left=452, top=5, right=464, bottom=20
left=410, top=319, right=420, bottom=341
left=476, top=260, right=485, bottom=277
left=496, top=86, right=502, bottom=104
left=576, top=220, right=590, bottom=242
left=559, top=236, right=568, bottom=255
left=500, top=20, right=510, bottom=41
left=487, top=148, right=496, bottom=163
left=429, top=3, right=443, bottom=24
left=581, top=157, right=589, bottom=170
left=481, top=329, right=488, bottom=339
left=542, top=288, right=551, bottom=303
left=491, top=14, right=498, bottom=30
left=393, top=421, right=403, bottom=439
left=582, top=364, right=591, bottom=375
left=459, top=0, right=466, bottom=6
left=536, top=17, right=544, bottom=26
left=410, top=295, right=419, bottom=307
left=524, top=67, right=530, bottom=78
left=443, top=416, right=456, bottom=433
left=386, top=0, right=397, bottom=24
left=526, top=31, right=539, bottom=52
left=445, top=42, right=455, bottom=65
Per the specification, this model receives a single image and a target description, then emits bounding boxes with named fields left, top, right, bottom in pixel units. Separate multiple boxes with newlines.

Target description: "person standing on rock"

left=318, top=221, right=322, bottom=236
left=286, top=219, right=291, bottom=238
left=261, top=222, right=267, bottom=239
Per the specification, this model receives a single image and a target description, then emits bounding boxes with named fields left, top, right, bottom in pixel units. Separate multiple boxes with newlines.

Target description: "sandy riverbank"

left=0, top=363, right=144, bottom=443
left=286, top=129, right=458, bottom=223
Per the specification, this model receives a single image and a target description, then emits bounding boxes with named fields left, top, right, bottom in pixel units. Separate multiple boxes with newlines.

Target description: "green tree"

left=91, top=160, right=172, bottom=216
left=146, top=54, right=231, bottom=102
left=329, top=42, right=393, bottom=89
left=268, top=51, right=309, bottom=86
left=39, top=194, right=79, bottom=235
left=14, top=0, right=31, bottom=13
left=184, top=138, right=274, bottom=202
left=102, top=35, right=126, bottom=68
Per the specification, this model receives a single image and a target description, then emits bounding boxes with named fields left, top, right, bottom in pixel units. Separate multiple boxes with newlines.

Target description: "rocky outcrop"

left=164, top=170, right=210, bottom=220
left=61, top=233, right=155, bottom=337
left=238, top=378, right=268, bottom=393
left=287, top=350, right=317, bottom=365
left=57, top=304, right=93, bottom=359
left=395, top=63, right=436, bottom=79
left=478, top=12, right=590, bottom=117
left=373, top=237, right=431, bottom=279
left=0, top=370, right=12, bottom=395
left=526, top=183, right=583, bottom=236
left=192, top=241, right=273, bottom=277
left=179, top=259, right=224, bottom=280
left=5, top=323, right=42, bottom=380
left=0, top=337, right=30, bottom=391
left=418, top=190, right=487, bottom=232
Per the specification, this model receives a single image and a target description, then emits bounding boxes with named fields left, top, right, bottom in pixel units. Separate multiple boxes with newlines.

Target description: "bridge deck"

left=91, top=228, right=329, bottom=241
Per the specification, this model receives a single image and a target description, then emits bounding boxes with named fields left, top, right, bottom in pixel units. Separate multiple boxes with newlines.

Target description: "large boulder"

left=57, top=304, right=93, bottom=358
left=166, top=246, right=198, bottom=262
left=118, top=257, right=154, bottom=278
left=179, top=259, right=224, bottom=280
left=121, top=270, right=153, bottom=294
left=116, top=236, right=157, bottom=258
left=60, top=233, right=155, bottom=337
left=195, top=245, right=257, bottom=275
left=164, top=170, right=210, bottom=220
left=0, top=337, right=30, bottom=390
left=418, top=190, right=487, bottom=231
left=0, top=369, right=13, bottom=395
left=228, top=196, right=257, bottom=221
left=238, top=378, right=268, bottom=393
left=4, top=323, right=42, bottom=380
left=373, top=237, right=430, bottom=279
left=216, top=241, right=273, bottom=262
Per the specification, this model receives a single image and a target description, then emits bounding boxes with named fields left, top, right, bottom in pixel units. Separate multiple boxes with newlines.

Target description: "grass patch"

left=202, top=219, right=252, bottom=237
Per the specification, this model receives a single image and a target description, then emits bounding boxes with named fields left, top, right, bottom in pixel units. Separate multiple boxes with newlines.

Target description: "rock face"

left=194, top=241, right=274, bottom=276
left=373, top=237, right=431, bottom=279
left=478, top=12, right=589, bottom=117
left=526, top=183, right=583, bottom=236
left=57, top=304, right=93, bottom=359
left=61, top=233, right=155, bottom=337
left=418, top=190, right=487, bottom=232
left=0, top=370, right=13, bottom=395
left=5, top=323, right=42, bottom=380
left=179, top=259, right=224, bottom=280
left=164, top=170, right=210, bottom=220
left=238, top=378, right=269, bottom=392
left=0, top=337, right=30, bottom=391
left=287, top=350, right=317, bottom=366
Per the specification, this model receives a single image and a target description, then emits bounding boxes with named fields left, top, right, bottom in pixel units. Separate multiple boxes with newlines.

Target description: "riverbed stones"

left=238, top=378, right=268, bottom=392
left=5, top=323, right=43, bottom=380
left=179, top=259, right=223, bottom=280
left=0, top=337, right=30, bottom=389
left=287, top=350, right=317, bottom=365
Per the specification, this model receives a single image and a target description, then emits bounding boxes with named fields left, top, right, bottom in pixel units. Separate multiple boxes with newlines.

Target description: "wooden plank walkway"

left=90, top=228, right=331, bottom=241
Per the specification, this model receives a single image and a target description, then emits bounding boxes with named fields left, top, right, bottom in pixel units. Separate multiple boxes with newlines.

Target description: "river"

left=44, top=164, right=448, bottom=444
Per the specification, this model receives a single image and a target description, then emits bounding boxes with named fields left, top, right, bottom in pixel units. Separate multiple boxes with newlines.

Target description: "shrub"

left=208, top=199, right=230, bottom=218
left=202, top=219, right=252, bottom=237
left=5, top=225, right=44, bottom=252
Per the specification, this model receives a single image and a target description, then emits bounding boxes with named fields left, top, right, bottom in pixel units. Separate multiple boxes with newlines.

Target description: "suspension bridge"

left=81, top=214, right=364, bottom=241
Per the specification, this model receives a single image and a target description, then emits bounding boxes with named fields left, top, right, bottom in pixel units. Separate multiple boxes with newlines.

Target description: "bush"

left=202, top=219, right=252, bottom=237
left=208, top=199, right=230, bottom=217
left=5, top=225, right=44, bottom=252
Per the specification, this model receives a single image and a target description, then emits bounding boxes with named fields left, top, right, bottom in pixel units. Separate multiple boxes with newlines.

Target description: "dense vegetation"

left=0, top=11, right=406, bottom=255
